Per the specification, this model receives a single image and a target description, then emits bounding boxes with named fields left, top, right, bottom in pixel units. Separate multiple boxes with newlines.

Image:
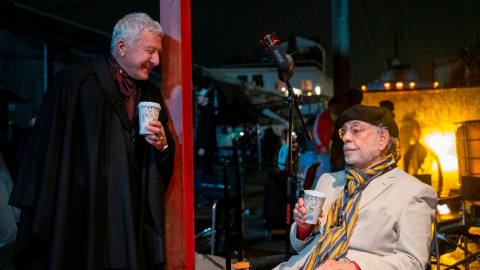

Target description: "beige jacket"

left=275, top=167, right=437, bottom=270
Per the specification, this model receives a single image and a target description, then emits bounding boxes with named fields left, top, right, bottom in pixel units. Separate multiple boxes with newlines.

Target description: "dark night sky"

left=14, top=0, right=480, bottom=88
left=190, top=0, right=480, bottom=88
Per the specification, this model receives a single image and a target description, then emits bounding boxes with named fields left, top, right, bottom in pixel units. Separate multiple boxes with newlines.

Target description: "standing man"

left=9, top=13, right=175, bottom=270
left=275, top=105, right=437, bottom=269
left=196, top=88, right=217, bottom=175
left=313, top=96, right=342, bottom=157
left=312, top=97, right=342, bottom=175
left=330, top=89, right=363, bottom=172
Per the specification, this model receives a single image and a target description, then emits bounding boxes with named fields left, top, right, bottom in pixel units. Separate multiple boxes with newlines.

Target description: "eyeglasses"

left=339, top=124, right=371, bottom=139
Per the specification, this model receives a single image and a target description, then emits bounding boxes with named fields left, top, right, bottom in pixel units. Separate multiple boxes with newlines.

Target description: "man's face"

left=330, top=103, right=343, bottom=116
left=341, top=120, right=386, bottom=170
left=197, top=95, right=206, bottom=105
left=118, top=30, right=162, bottom=81
left=197, top=95, right=209, bottom=106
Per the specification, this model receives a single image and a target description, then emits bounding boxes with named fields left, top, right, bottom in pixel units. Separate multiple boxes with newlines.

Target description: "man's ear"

left=117, top=40, right=126, bottom=57
left=379, top=129, right=390, bottom=151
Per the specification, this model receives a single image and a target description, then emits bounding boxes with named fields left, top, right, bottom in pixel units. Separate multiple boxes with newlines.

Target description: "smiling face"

left=342, top=120, right=389, bottom=170
left=114, top=30, right=162, bottom=81
left=197, top=95, right=209, bottom=106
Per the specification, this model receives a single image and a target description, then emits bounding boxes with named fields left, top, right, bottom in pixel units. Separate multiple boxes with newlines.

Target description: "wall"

left=363, top=87, right=480, bottom=196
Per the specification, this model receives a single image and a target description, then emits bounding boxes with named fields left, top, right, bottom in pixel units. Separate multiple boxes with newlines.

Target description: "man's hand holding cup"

left=138, top=101, right=168, bottom=151
left=294, top=197, right=313, bottom=229
left=296, top=190, right=327, bottom=229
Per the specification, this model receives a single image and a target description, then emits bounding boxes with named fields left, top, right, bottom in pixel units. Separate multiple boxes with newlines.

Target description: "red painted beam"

left=159, top=0, right=194, bottom=269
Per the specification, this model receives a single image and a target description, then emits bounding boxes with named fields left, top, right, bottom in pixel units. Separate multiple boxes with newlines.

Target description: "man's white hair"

left=110, top=12, right=164, bottom=53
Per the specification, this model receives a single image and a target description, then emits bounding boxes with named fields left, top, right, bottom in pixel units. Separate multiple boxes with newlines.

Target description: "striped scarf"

left=302, top=154, right=394, bottom=269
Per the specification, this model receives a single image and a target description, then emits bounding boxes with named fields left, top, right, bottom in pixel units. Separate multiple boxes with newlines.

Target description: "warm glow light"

left=307, top=92, right=312, bottom=96
left=239, top=132, right=244, bottom=136
left=409, top=82, right=415, bottom=89
left=281, top=87, right=286, bottom=92
left=315, top=86, right=321, bottom=95
left=396, top=82, right=403, bottom=89
left=384, top=83, right=391, bottom=90
left=433, top=82, right=439, bottom=88
left=361, top=85, right=367, bottom=91
left=293, top=88, right=302, bottom=95
left=437, top=204, right=451, bottom=215
left=423, top=131, right=458, bottom=172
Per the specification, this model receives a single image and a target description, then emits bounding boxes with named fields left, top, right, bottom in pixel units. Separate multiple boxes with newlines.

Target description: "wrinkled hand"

left=294, top=197, right=324, bottom=229
left=294, top=198, right=312, bottom=229
left=315, top=261, right=356, bottom=270
left=144, top=120, right=168, bottom=151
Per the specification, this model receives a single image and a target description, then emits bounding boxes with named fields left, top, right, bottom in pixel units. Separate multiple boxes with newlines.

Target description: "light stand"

left=283, top=80, right=312, bottom=258
left=261, top=32, right=312, bottom=258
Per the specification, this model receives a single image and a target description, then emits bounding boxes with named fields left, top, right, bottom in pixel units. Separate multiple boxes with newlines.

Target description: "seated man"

left=275, top=105, right=437, bottom=270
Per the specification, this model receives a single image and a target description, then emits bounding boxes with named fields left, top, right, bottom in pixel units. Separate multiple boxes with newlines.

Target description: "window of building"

left=237, top=75, right=247, bottom=82
left=252, top=74, right=263, bottom=87
left=275, top=81, right=286, bottom=91
left=301, top=80, right=313, bottom=90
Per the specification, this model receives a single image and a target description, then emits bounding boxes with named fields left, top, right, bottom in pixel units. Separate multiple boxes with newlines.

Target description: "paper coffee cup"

left=138, top=101, right=161, bottom=135
left=303, top=190, right=327, bottom=225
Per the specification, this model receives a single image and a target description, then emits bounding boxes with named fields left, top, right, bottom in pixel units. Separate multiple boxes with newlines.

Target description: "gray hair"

left=376, top=124, right=399, bottom=160
left=110, top=13, right=164, bottom=53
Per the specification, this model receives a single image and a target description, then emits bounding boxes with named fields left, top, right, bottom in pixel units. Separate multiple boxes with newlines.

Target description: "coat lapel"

left=92, top=56, right=132, bottom=130
left=358, top=168, right=398, bottom=210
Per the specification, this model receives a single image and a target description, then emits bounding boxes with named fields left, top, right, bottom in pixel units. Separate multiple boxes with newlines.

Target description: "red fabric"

left=298, top=257, right=360, bottom=269
left=296, top=224, right=313, bottom=240
left=313, top=109, right=334, bottom=154
left=107, top=54, right=137, bottom=123
left=352, top=261, right=361, bottom=269
left=299, top=260, right=360, bottom=269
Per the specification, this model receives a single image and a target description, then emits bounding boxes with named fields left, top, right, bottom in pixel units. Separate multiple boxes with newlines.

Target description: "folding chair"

left=431, top=176, right=480, bottom=269
left=194, top=161, right=244, bottom=270
left=461, top=176, right=480, bottom=225
left=194, top=197, right=242, bottom=256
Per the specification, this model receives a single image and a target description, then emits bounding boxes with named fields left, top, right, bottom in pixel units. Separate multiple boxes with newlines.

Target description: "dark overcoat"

left=9, top=55, right=175, bottom=270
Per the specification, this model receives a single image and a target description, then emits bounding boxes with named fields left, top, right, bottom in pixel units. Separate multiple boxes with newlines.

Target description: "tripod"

left=282, top=80, right=312, bottom=257
left=261, top=32, right=312, bottom=257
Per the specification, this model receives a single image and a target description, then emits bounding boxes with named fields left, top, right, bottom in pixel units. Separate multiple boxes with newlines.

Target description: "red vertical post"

left=159, top=1, right=194, bottom=269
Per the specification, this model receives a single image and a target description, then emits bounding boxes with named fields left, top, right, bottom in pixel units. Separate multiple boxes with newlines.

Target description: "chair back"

left=303, top=162, right=320, bottom=190
left=414, top=174, right=432, bottom=186
left=432, top=195, right=465, bottom=268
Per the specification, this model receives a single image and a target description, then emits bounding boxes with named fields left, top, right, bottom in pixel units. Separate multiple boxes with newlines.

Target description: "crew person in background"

left=313, top=96, right=342, bottom=174
left=196, top=88, right=217, bottom=175
left=313, top=96, right=342, bottom=157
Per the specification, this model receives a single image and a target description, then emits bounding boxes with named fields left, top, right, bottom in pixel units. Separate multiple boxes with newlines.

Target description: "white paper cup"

left=138, top=101, right=161, bottom=135
left=303, top=190, right=327, bottom=225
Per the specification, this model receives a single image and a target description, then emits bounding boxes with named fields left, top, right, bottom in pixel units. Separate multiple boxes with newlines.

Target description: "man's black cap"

left=338, top=104, right=399, bottom=137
